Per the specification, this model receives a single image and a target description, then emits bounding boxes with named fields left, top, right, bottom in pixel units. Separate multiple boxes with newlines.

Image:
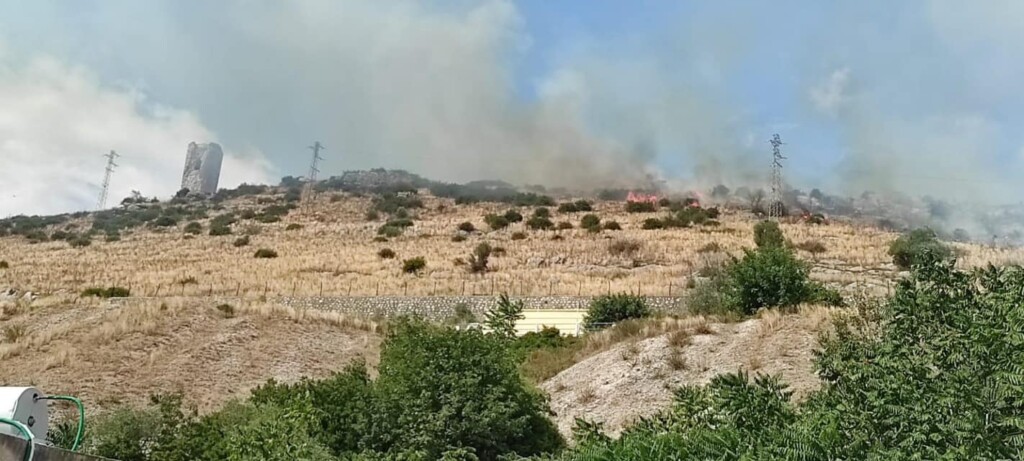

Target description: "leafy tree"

left=484, top=214, right=510, bottom=230
left=724, top=246, right=819, bottom=314
left=888, top=227, right=952, bottom=270
left=753, top=220, right=784, bottom=248
left=484, top=294, right=524, bottom=338
left=584, top=294, right=650, bottom=329
left=526, top=216, right=554, bottom=231
left=533, top=207, right=551, bottom=218
left=580, top=214, right=601, bottom=230
left=402, top=257, right=426, bottom=274
left=502, top=210, right=524, bottom=223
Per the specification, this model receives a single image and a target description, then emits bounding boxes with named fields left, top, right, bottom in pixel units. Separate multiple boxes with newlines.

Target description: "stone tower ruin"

left=180, top=142, right=223, bottom=195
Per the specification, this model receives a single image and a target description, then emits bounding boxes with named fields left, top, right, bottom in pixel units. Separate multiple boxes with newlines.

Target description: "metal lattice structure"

left=97, top=150, right=119, bottom=210
left=768, top=134, right=786, bottom=220
left=304, top=141, right=325, bottom=203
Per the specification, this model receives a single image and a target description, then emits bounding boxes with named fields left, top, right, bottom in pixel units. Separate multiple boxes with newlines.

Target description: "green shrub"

left=468, top=243, right=492, bottom=274
left=256, top=214, right=281, bottom=223
left=0, top=261, right=8, bottom=269
left=184, top=222, right=202, bottom=235
left=724, top=246, right=824, bottom=314
left=625, top=202, right=657, bottom=213
left=215, top=303, right=235, bottom=318
left=526, top=216, right=554, bottom=230
left=484, top=294, right=524, bottom=338
left=574, top=200, right=593, bottom=212
left=208, top=225, right=232, bottom=236
left=378, top=248, right=396, bottom=259
left=254, top=248, right=278, bottom=259
left=69, top=235, right=92, bottom=248
left=484, top=214, right=510, bottom=230
left=372, top=236, right=388, bottom=243
left=511, top=232, right=527, bottom=241
left=557, top=203, right=579, bottom=213
left=285, top=223, right=303, bottom=231
left=81, top=286, right=130, bottom=298
left=503, top=209, right=524, bottom=223
left=580, top=214, right=601, bottom=230
left=888, top=228, right=952, bottom=270
left=232, top=236, right=250, bottom=247
left=642, top=218, right=664, bottom=230
left=602, top=220, right=621, bottom=231
left=457, top=222, right=476, bottom=233
left=584, top=294, right=651, bottom=329
left=753, top=220, right=784, bottom=248
left=365, top=210, right=380, bottom=221
left=402, top=257, right=426, bottom=274
left=451, top=234, right=468, bottom=242
left=533, top=207, right=551, bottom=218
left=377, top=225, right=403, bottom=238
left=240, top=209, right=257, bottom=220
left=153, top=215, right=178, bottom=227
left=104, top=232, right=121, bottom=242
left=556, top=222, right=573, bottom=230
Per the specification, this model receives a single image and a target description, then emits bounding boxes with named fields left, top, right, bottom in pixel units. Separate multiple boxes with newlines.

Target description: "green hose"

left=0, top=417, right=35, bottom=461
left=37, top=395, right=86, bottom=451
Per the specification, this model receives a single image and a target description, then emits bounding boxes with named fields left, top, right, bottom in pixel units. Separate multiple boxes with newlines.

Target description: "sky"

left=2, top=0, right=1024, bottom=215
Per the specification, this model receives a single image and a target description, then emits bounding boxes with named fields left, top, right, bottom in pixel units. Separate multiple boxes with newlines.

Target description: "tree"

left=580, top=214, right=601, bottom=230
left=484, top=214, right=510, bottom=230
left=484, top=294, right=524, bottom=339
left=583, top=294, right=650, bottom=329
left=724, top=246, right=818, bottom=314
left=888, top=228, right=953, bottom=270
left=753, top=220, right=785, bottom=248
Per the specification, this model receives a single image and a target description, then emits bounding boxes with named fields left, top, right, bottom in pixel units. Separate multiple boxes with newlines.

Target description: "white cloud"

left=0, top=55, right=274, bottom=216
left=809, top=67, right=851, bottom=116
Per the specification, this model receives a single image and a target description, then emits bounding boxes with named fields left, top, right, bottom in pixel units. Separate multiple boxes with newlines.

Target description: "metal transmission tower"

left=768, top=134, right=786, bottom=220
left=303, top=141, right=325, bottom=202
left=97, top=150, right=120, bottom=210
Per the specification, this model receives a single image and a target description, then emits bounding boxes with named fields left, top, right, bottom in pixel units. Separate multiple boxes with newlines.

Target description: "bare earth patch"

left=541, top=307, right=831, bottom=438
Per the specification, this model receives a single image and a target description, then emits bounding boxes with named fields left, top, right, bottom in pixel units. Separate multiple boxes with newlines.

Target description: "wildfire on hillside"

left=626, top=191, right=659, bottom=204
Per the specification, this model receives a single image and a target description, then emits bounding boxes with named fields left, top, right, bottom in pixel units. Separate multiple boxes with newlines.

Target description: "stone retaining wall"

left=278, top=295, right=685, bottom=321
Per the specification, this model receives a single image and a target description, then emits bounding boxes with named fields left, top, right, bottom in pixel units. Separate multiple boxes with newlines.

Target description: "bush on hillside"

left=285, top=223, right=303, bottom=231
left=457, top=222, right=476, bottom=233
left=451, top=234, right=467, bottom=242
left=753, top=220, right=784, bottom=248
left=377, top=248, right=396, bottom=259
left=556, top=222, right=573, bottom=230
left=533, top=207, right=551, bottom=219
left=642, top=218, right=665, bottom=230
left=484, top=214, right=510, bottom=230
left=608, top=239, right=642, bottom=257
left=602, top=220, right=622, bottom=231
left=580, top=214, right=601, bottom=230
left=503, top=209, right=524, bottom=223
left=254, top=248, right=278, bottom=259
left=184, top=222, right=202, bottom=235
left=402, top=257, right=426, bottom=274
left=377, top=225, right=403, bottom=238
left=526, top=216, right=554, bottom=231
left=511, top=231, right=527, bottom=241
left=724, top=245, right=841, bottom=314
left=208, top=225, right=232, bottom=236
left=468, top=243, right=492, bottom=274
left=81, top=286, right=130, bottom=298
left=888, top=228, right=952, bottom=270
left=625, top=202, right=657, bottom=213
left=232, top=236, right=250, bottom=247
left=584, top=294, right=651, bottom=330
left=0, top=261, right=8, bottom=269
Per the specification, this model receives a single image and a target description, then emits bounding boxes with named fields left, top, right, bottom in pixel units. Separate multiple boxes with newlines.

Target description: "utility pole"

left=768, top=134, right=786, bottom=221
left=304, top=141, right=324, bottom=203
left=97, top=150, right=120, bottom=210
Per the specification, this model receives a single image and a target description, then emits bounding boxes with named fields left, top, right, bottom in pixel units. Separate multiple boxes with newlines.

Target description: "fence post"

left=236, top=282, right=241, bottom=296
left=263, top=282, right=268, bottom=298
left=462, top=281, right=466, bottom=296
left=376, top=282, right=380, bottom=296
left=668, top=282, right=673, bottom=297
left=319, top=281, right=323, bottom=297
left=578, top=281, right=582, bottom=296
left=403, top=282, right=408, bottom=296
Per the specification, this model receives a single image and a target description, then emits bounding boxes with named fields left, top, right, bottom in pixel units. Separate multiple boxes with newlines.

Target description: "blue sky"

left=2, top=1, right=1024, bottom=215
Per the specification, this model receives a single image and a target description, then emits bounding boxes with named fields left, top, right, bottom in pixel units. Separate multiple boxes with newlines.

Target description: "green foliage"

left=888, top=227, right=953, bottom=270
left=377, top=248, right=396, bottom=259
left=602, top=220, right=621, bottom=231
left=580, top=214, right=601, bottom=230
left=215, top=303, right=235, bottom=318
left=285, top=223, right=304, bottom=231
left=753, top=220, right=784, bottom=248
left=365, top=210, right=380, bottom=221
left=153, top=215, right=179, bottom=227
left=81, top=286, right=130, bottom=298
left=232, top=236, right=250, bottom=247
left=468, top=243, right=492, bottom=274
left=184, top=222, right=202, bottom=235
left=556, top=222, right=573, bottom=230
left=69, top=235, right=92, bottom=248
left=723, top=246, right=839, bottom=314
left=625, top=201, right=657, bottom=213
left=503, top=210, right=524, bottom=223
left=557, top=202, right=579, bottom=213
left=371, top=193, right=425, bottom=214
left=485, top=294, right=524, bottom=338
left=452, top=234, right=468, bottom=242
left=526, top=216, right=554, bottom=230
left=511, top=232, right=527, bottom=241
left=208, top=225, right=232, bottom=236
left=377, top=225, right=404, bottom=238
left=584, top=294, right=651, bottom=329
left=402, top=257, right=426, bottom=274
left=533, top=207, right=551, bottom=219
left=253, top=248, right=278, bottom=259
left=484, top=214, right=510, bottom=230
left=457, top=222, right=476, bottom=233
left=641, top=218, right=664, bottom=230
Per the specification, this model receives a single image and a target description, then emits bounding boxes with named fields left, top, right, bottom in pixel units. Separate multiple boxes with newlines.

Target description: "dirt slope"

left=0, top=297, right=380, bottom=413
left=541, top=308, right=830, bottom=437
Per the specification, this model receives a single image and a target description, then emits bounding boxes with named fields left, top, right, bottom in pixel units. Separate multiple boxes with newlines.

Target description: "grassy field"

left=7, top=190, right=1013, bottom=301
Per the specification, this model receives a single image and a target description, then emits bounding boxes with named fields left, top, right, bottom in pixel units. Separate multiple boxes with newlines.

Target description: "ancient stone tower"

left=180, top=142, right=223, bottom=195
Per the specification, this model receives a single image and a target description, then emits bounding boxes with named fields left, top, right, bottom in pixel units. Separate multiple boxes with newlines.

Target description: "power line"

left=304, top=141, right=325, bottom=203
left=769, top=134, right=786, bottom=220
left=97, top=150, right=120, bottom=210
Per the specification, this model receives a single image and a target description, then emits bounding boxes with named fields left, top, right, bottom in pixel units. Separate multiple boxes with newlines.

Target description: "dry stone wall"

left=278, top=295, right=685, bottom=321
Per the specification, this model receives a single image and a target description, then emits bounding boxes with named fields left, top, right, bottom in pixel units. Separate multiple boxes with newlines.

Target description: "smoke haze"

left=2, top=1, right=1024, bottom=216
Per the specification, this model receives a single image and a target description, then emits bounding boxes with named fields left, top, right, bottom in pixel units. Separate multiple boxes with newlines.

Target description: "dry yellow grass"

left=1, top=192, right=1021, bottom=301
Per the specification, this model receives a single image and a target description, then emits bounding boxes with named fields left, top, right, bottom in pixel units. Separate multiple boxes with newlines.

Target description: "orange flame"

left=627, top=191, right=659, bottom=204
